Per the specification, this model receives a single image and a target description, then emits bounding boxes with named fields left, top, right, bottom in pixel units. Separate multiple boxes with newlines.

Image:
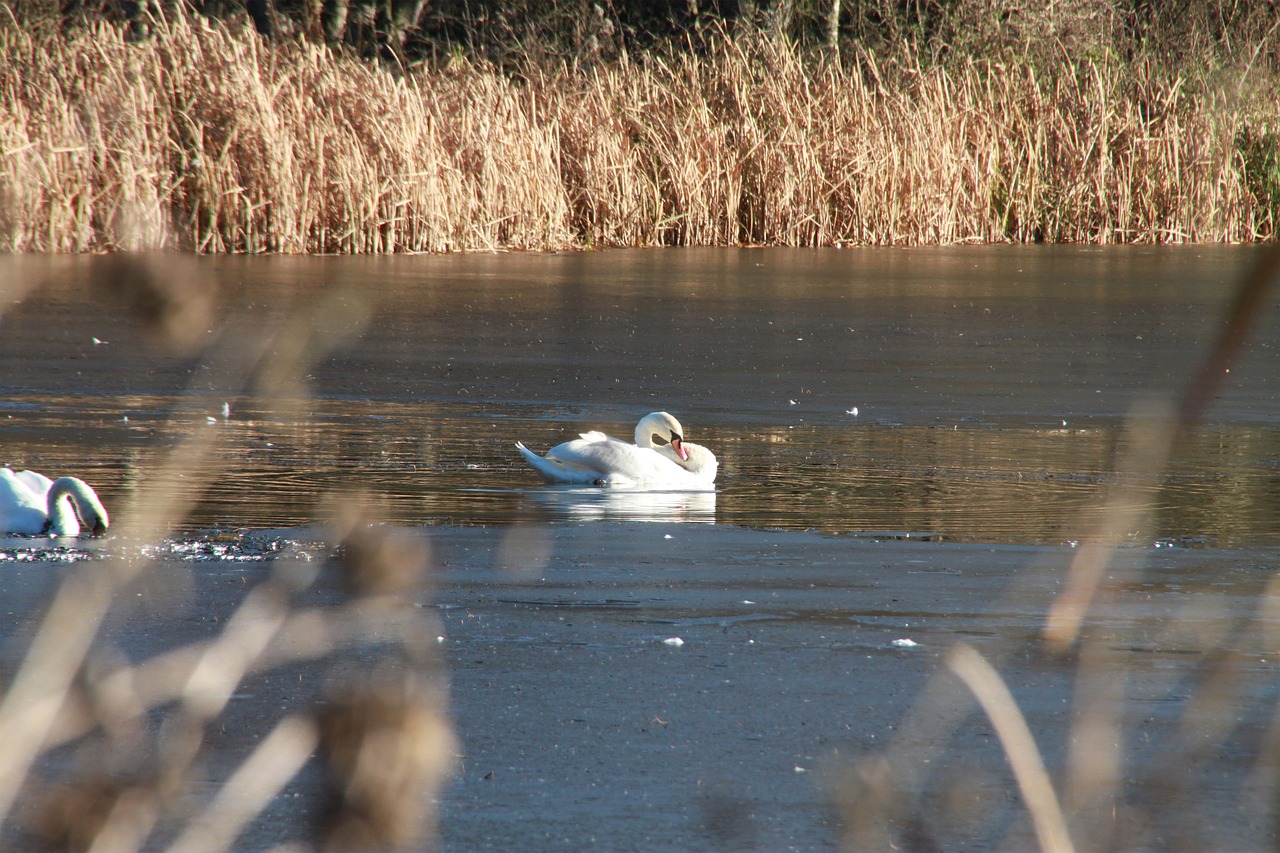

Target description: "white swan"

left=516, top=412, right=717, bottom=489
left=0, top=468, right=110, bottom=536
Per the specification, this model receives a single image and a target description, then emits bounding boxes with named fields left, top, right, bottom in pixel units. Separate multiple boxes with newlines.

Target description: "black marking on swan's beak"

left=671, top=435, right=690, bottom=461
left=92, top=518, right=108, bottom=536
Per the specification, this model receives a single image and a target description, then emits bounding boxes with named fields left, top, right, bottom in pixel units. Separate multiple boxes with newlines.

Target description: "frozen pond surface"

left=1, top=246, right=1279, bottom=849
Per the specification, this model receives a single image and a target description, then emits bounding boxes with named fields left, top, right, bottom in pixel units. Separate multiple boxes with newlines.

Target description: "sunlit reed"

left=1, top=15, right=1275, bottom=253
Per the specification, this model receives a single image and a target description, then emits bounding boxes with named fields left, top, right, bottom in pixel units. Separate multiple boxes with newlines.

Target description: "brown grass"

left=1, top=13, right=1276, bottom=252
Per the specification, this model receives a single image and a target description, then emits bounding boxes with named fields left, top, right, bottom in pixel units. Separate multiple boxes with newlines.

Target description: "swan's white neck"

left=44, top=477, right=109, bottom=536
left=635, top=412, right=686, bottom=454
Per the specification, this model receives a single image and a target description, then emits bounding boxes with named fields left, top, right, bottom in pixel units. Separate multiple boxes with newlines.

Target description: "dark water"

left=2, top=247, right=1278, bottom=546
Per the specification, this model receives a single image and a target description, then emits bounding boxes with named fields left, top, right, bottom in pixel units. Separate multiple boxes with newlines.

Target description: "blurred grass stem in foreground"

left=0, top=254, right=456, bottom=851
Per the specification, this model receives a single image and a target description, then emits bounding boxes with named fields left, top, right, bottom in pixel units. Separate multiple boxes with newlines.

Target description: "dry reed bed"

left=0, top=16, right=1274, bottom=253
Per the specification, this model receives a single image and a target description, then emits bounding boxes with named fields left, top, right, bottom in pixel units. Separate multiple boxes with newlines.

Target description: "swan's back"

left=16, top=469, right=53, bottom=495
left=545, top=434, right=685, bottom=486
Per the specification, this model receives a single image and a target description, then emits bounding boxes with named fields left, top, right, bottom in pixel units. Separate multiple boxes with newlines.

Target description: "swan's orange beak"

left=671, top=436, right=690, bottom=461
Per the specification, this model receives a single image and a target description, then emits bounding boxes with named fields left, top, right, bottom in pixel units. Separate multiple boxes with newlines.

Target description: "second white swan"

left=516, top=412, right=717, bottom=489
left=0, top=468, right=111, bottom=536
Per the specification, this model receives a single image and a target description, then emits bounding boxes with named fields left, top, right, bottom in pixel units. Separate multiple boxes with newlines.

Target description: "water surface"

left=2, top=247, right=1277, bottom=545
left=4, top=247, right=1280, bottom=851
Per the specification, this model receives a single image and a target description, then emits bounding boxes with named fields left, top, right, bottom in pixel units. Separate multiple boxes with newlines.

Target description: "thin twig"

left=947, top=643, right=1076, bottom=853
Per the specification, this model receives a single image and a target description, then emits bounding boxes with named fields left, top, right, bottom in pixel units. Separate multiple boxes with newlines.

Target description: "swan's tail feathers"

left=516, top=441, right=607, bottom=484
left=516, top=441, right=565, bottom=483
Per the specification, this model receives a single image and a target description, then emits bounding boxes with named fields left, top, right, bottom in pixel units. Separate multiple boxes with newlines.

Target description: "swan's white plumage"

left=516, top=412, right=717, bottom=489
left=14, top=469, right=53, bottom=495
left=0, top=468, right=110, bottom=536
left=0, top=470, right=46, bottom=534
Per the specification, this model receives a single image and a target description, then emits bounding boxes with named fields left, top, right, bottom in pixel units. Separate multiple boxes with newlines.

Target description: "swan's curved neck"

left=45, top=477, right=109, bottom=536
left=635, top=413, right=684, bottom=453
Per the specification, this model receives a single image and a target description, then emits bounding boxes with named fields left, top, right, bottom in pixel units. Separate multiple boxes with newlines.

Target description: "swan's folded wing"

left=518, top=432, right=716, bottom=489
left=17, top=470, right=54, bottom=495
left=518, top=441, right=612, bottom=484
left=549, top=439, right=708, bottom=486
left=546, top=438, right=650, bottom=480
left=0, top=469, right=42, bottom=507
left=0, top=470, right=49, bottom=534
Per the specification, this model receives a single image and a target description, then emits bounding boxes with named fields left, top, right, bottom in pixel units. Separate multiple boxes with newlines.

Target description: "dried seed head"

left=317, top=674, right=457, bottom=850
left=322, top=493, right=430, bottom=598
left=332, top=518, right=430, bottom=599
left=33, top=776, right=160, bottom=853
left=61, top=652, right=145, bottom=743
left=88, top=254, right=218, bottom=354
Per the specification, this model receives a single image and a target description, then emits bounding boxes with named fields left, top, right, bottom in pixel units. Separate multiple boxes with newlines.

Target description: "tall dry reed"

left=1, top=14, right=1275, bottom=252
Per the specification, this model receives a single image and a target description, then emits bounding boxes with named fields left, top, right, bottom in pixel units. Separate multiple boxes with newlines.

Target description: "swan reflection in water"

left=523, top=486, right=717, bottom=524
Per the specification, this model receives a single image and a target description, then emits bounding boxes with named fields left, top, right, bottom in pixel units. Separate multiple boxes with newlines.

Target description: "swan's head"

left=680, top=442, right=718, bottom=481
left=651, top=436, right=717, bottom=482
left=635, top=412, right=689, bottom=460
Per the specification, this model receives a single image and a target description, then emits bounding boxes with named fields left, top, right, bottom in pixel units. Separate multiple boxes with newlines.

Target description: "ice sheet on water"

left=0, top=530, right=321, bottom=565
left=0, top=545, right=94, bottom=564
